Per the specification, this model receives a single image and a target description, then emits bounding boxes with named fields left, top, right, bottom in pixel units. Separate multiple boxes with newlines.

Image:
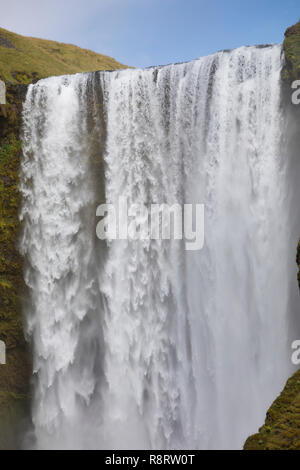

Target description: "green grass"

left=0, top=27, right=129, bottom=84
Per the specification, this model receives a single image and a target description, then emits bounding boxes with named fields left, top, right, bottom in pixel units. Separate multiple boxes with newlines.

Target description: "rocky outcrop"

left=282, top=20, right=300, bottom=82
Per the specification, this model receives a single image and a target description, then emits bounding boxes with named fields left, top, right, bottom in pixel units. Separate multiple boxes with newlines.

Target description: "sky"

left=0, top=0, right=299, bottom=68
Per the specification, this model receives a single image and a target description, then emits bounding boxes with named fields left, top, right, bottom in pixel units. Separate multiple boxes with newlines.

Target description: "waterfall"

left=20, top=44, right=299, bottom=449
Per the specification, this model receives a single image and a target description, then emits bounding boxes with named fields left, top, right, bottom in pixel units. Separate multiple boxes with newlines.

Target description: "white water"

left=20, top=44, right=299, bottom=449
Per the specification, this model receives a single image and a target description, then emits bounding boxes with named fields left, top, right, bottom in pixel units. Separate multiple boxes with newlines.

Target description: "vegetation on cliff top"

left=244, top=21, right=300, bottom=449
left=282, top=20, right=300, bottom=82
left=0, top=27, right=128, bottom=85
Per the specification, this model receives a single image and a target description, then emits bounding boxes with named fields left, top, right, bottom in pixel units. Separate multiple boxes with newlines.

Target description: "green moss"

left=282, top=20, right=300, bottom=82
left=0, top=391, right=30, bottom=450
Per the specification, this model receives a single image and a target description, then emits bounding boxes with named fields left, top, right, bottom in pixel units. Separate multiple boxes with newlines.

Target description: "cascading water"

left=20, top=44, right=300, bottom=449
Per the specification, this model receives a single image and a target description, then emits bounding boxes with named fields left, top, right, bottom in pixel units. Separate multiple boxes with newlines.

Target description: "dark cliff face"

left=244, top=20, right=300, bottom=451
left=0, top=83, right=31, bottom=449
left=244, top=369, right=300, bottom=450
left=0, top=27, right=131, bottom=449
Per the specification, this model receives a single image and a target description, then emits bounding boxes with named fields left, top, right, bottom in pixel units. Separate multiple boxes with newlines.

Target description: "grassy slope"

left=0, top=27, right=127, bottom=84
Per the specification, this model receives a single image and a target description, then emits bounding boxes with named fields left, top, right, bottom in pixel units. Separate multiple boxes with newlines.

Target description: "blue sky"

left=1, top=0, right=299, bottom=68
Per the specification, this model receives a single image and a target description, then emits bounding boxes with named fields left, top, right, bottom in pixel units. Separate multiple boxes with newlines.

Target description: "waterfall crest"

left=20, top=44, right=298, bottom=449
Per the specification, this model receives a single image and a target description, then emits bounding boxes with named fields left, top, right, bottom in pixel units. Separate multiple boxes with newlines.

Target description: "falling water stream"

left=20, top=44, right=300, bottom=449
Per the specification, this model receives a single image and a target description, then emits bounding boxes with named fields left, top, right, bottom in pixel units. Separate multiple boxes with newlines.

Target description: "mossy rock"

left=0, top=391, right=30, bottom=450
